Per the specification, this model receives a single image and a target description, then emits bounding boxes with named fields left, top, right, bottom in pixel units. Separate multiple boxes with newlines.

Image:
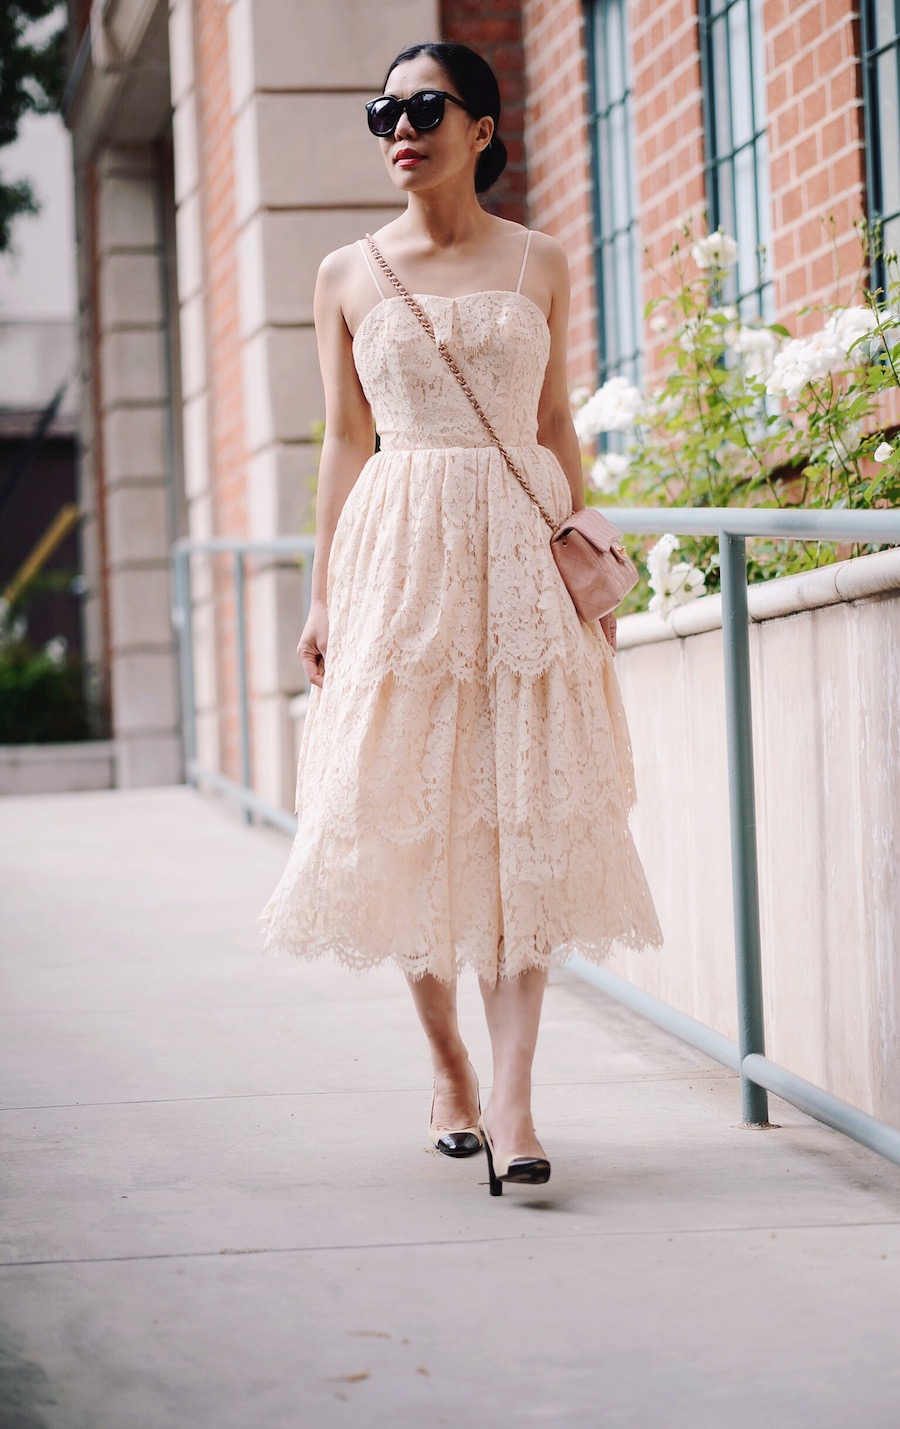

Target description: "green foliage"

left=0, top=581, right=100, bottom=744
left=0, top=0, right=67, bottom=253
left=0, top=638, right=92, bottom=744
left=577, top=219, right=900, bottom=617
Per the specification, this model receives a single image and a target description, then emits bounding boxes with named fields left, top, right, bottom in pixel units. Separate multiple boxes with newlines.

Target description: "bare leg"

left=405, top=973, right=480, bottom=1127
left=478, top=965, right=548, bottom=1163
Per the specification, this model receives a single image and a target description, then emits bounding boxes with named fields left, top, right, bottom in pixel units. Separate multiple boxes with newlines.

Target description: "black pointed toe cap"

left=435, top=1130, right=484, bottom=1158
left=503, top=1157, right=551, bottom=1184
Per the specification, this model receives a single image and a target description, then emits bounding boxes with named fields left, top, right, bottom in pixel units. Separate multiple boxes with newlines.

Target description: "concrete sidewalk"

left=2, top=787, right=899, bottom=1429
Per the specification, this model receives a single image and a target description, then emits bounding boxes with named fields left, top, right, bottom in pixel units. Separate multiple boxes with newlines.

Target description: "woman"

left=259, top=40, right=663, bottom=1197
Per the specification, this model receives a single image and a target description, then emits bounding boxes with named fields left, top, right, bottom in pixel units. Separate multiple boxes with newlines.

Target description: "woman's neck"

left=399, top=187, right=494, bottom=251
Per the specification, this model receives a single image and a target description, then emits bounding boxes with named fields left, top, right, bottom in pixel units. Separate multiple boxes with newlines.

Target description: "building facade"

left=63, top=0, right=898, bottom=803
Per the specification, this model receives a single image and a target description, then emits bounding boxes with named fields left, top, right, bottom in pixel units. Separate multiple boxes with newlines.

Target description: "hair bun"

left=476, top=134, right=507, bottom=193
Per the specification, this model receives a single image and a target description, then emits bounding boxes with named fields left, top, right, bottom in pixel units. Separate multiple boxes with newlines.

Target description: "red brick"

left=792, top=5, right=813, bottom=49
left=791, top=50, right=816, bottom=94
left=804, top=165, right=833, bottom=210
left=764, top=0, right=791, bottom=25
left=828, top=60, right=862, bottom=108
left=800, top=83, right=828, bottom=129
left=795, top=131, right=820, bottom=174
left=815, top=24, right=846, bottom=79
left=777, top=105, right=801, bottom=145
left=768, top=67, right=790, bottom=113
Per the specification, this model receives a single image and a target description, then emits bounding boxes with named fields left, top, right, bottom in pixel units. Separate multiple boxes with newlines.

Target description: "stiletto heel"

left=479, top=1120, right=551, bottom=1197
left=429, top=1060, right=484, bottom=1158
left=483, top=1128, right=503, bottom=1196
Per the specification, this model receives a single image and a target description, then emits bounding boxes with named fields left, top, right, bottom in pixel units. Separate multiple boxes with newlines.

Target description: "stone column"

left=94, top=144, right=182, bottom=787
left=168, top=0, right=221, bottom=779
left=225, top=0, right=439, bottom=810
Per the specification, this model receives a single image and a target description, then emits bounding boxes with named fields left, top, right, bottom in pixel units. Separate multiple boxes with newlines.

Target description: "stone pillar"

left=167, top=0, right=221, bottom=779
left=93, top=144, right=182, bottom=787
left=224, top=0, right=439, bottom=810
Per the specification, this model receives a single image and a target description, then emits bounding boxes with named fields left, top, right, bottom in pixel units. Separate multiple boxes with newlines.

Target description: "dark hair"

left=382, top=41, right=508, bottom=194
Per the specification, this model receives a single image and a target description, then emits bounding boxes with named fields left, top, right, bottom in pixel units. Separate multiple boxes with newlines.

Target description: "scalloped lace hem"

left=257, top=920, right=664, bottom=987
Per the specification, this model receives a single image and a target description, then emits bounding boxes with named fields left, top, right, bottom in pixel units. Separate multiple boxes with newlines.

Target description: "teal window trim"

left=698, top=0, right=772, bottom=317
left=584, top=0, right=642, bottom=387
left=860, top=0, right=900, bottom=298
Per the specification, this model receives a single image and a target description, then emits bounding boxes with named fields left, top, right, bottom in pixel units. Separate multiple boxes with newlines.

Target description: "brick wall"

left=514, top=0, right=870, bottom=382
left=194, top=0, right=248, bottom=781
left=631, top=0, right=707, bottom=315
left=440, top=1, right=528, bottom=224
left=437, top=1, right=597, bottom=384
left=521, top=0, right=598, bottom=385
left=764, top=0, right=867, bottom=331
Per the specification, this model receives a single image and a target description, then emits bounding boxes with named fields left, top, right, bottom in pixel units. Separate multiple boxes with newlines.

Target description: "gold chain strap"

left=364, top=235, right=562, bottom=534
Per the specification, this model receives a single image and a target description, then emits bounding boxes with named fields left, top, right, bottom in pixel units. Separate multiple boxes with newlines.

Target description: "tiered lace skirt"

left=258, top=439, right=664, bottom=984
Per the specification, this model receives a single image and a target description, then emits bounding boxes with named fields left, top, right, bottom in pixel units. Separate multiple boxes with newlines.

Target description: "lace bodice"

left=352, top=290, right=551, bottom=451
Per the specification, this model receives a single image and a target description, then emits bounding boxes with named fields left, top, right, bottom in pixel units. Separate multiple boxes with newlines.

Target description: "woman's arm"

left=298, top=249, right=375, bottom=687
left=308, top=250, right=377, bottom=604
left=534, top=235, right=585, bottom=514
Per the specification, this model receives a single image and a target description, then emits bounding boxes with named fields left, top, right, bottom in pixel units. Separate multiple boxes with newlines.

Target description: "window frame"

left=860, top=0, right=900, bottom=300
left=583, top=0, right=642, bottom=388
left=698, top=0, right=773, bottom=318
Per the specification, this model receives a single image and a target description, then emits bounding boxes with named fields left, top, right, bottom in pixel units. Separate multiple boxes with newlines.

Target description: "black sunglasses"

left=365, top=88, right=475, bottom=137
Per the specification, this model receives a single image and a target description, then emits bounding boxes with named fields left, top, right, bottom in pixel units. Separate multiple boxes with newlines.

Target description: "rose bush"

left=571, top=221, right=900, bottom=618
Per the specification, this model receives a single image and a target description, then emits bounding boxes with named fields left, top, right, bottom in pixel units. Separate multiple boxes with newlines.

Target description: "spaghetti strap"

left=359, top=236, right=388, bottom=298
left=515, top=229, right=533, bottom=294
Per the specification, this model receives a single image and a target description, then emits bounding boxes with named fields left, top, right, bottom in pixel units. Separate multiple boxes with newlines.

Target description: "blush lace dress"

left=259, top=229, right=664, bottom=984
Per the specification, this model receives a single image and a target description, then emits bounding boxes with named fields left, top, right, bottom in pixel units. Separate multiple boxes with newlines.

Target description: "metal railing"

left=170, top=508, right=900, bottom=1167
left=170, top=535, right=316, bottom=836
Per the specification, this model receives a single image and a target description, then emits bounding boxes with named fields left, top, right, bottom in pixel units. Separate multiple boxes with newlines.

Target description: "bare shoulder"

left=528, top=229, right=570, bottom=283
left=313, top=240, right=372, bottom=334
left=511, top=226, right=569, bottom=318
left=315, top=241, right=362, bottom=292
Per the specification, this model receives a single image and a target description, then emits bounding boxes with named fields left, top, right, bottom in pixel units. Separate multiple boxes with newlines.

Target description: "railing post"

left=234, top=552, right=252, bottom=824
left=718, top=531, right=769, bottom=1125
left=171, top=547, right=198, bottom=783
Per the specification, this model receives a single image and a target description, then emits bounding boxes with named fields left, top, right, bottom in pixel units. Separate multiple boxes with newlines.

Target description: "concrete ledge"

left=610, top=556, right=900, bottom=1123
left=618, top=546, right=900, bottom=649
left=0, top=741, right=116, bottom=796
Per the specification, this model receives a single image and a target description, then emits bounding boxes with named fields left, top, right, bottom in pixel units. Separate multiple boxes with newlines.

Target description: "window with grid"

left=584, top=0, right=641, bottom=386
left=698, top=0, right=772, bottom=318
left=861, top=1, right=900, bottom=297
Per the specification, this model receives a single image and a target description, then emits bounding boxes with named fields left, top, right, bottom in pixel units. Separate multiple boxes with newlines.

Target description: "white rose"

left=691, top=230, right=739, bottom=270
left=646, top=532, right=680, bottom=586
left=825, top=306, right=880, bottom=362
left=646, top=534, right=706, bottom=618
left=589, top=451, right=630, bottom=494
left=573, top=376, right=643, bottom=440
left=765, top=329, right=845, bottom=399
left=728, top=324, right=781, bottom=382
left=667, top=563, right=707, bottom=606
left=873, top=441, right=894, bottom=463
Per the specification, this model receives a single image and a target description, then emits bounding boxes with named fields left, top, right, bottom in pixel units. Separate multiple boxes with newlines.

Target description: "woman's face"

left=375, top=56, right=493, bottom=194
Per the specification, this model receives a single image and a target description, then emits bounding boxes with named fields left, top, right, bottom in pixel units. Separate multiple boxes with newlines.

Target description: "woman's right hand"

left=298, top=599, right=329, bottom=689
